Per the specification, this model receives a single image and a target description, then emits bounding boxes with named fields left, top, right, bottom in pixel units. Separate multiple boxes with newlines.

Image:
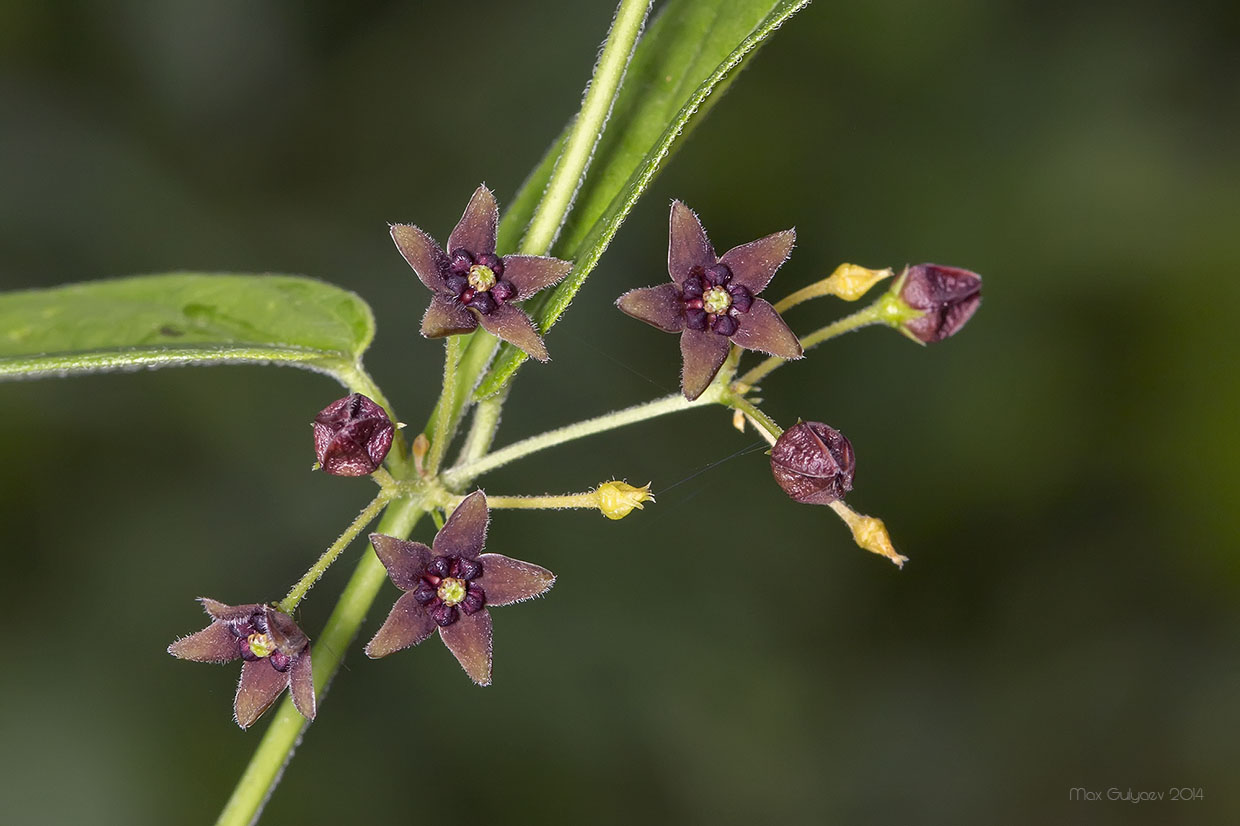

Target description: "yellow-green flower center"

left=467, top=264, right=497, bottom=292
left=247, top=632, right=276, bottom=658
left=437, top=577, right=467, bottom=606
left=703, top=286, right=732, bottom=314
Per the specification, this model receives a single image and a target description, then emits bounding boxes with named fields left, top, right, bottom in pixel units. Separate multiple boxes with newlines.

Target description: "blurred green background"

left=2, top=1, right=1238, bottom=824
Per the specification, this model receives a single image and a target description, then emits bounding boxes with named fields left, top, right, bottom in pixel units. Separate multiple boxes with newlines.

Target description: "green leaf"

left=475, top=0, right=813, bottom=398
left=0, top=273, right=375, bottom=382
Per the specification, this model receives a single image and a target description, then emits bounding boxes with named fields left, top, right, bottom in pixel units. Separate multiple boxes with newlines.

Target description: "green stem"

left=216, top=496, right=425, bottom=826
left=425, top=336, right=462, bottom=476
left=721, top=393, right=783, bottom=444
left=442, top=389, right=716, bottom=489
left=470, top=492, right=600, bottom=510
left=520, top=0, right=651, bottom=254
left=452, top=391, right=507, bottom=481
left=738, top=302, right=887, bottom=388
left=276, top=491, right=392, bottom=615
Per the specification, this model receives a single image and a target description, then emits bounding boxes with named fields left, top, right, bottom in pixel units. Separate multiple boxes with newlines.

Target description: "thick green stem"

left=520, top=0, right=651, bottom=254
left=721, top=393, right=783, bottom=445
left=216, top=496, right=424, bottom=826
left=276, top=491, right=392, bottom=615
left=738, top=303, right=887, bottom=388
left=425, top=336, right=462, bottom=476
left=442, top=389, right=716, bottom=489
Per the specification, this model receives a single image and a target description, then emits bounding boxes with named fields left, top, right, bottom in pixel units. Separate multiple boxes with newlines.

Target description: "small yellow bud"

left=596, top=481, right=655, bottom=520
left=732, top=408, right=747, bottom=433
left=828, top=501, right=908, bottom=568
left=822, top=263, right=893, bottom=301
left=411, top=432, right=430, bottom=476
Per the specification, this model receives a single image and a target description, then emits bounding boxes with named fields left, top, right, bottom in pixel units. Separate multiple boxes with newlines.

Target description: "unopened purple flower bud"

left=897, top=264, right=982, bottom=343
left=770, top=421, right=856, bottom=505
left=312, top=393, right=395, bottom=477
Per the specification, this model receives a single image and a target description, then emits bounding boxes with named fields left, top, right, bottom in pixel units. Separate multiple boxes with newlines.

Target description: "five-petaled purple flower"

left=168, top=599, right=316, bottom=729
left=616, top=201, right=804, bottom=400
left=366, top=490, right=554, bottom=685
left=390, top=185, right=573, bottom=362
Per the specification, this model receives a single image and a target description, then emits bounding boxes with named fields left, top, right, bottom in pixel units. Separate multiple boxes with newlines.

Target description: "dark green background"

left=2, top=1, right=1237, bottom=824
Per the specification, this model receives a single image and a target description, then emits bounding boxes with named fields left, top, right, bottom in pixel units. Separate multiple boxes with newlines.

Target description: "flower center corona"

left=247, top=632, right=275, bottom=658
left=703, top=286, right=732, bottom=314
left=467, top=264, right=496, bottom=292
left=437, top=577, right=467, bottom=606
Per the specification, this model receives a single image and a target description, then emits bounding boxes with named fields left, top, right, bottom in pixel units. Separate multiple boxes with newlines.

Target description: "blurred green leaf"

left=0, top=273, right=375, bottom=381
left=475, top=0, right=813, bottom=398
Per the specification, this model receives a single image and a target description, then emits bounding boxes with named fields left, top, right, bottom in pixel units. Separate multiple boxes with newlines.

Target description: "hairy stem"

left=426, top=336, right=462, bottom=476
left=276, top=491, right=393, bottom=615
left=442, top=388, right=718, bottom=489
left=721, top=393, right=782, bottom=445
left=472, top=492, right=600, bottom=510
left=216, top=496, right=425, bottom=826
left=520, top=0, right=651, bottom=254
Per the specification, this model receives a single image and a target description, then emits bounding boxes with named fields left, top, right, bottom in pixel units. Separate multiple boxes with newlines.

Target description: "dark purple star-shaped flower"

left=168, top=599, right=315, bottom=729
left=616, top=201, right=804, bottom=400
left=390, top=185, right=572, bottom=361
left=365, top=490, right=554, bottom=685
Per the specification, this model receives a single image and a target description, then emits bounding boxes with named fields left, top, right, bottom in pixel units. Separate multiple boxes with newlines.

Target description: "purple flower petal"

left=167, top=621, right=239, bottom=663
left=448, top=185, right=499, bottom=257
left=200, top=598, right=260, bottom=623
left=234, top=659, right=289, bottom=729
left=476, top=553, right=555, bottom=606
left=616, top=283, right=685, bottom=333
left=718, top=229, right=795, bottom=294
left=421, top=295, right=477, bottom=339
left=501, top=255, right=572, bottom=300
left=433, top=490, right=489, bottom=559
left=438, top=609, right=493, bottom=686
left=668, top=201, right=716, bottom=284
left=265, top=609, right=308, bottom=653
left=477, top=303, right=549, bottom=362
left=288, top=649, right=316, bottom=721
left=679, top=328, right=731, bottom=401
left=391, top=224, right=450, bottom=292
left=370, top=534, right=433, bottom=592
left=365, top=592, right=438, bottom=658
left=730, top=298, right=802, bottom=359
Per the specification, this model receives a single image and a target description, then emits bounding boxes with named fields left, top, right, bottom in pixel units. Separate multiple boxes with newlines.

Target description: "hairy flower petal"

left=391, top=224, right=450, bottom=292
left=439, top=609, right=494, bottom=686
left=679, top=328, right=730, bottom=401
left=502, top=255, right=572, bottom=300
left=668, top=200, right=716, bottom=284
left=167, top=621, right=239, bottom=663
left=288, top=648, right=316, bottom=721
left=433, top=491, right=489, bottom=559
left=448, top=185, right=499, bottom=257
left=476, top=553, right=555, bottom=606
left=616, top=283, right=685, bottom=333
left=421, top=295, right=477, bottom=338
left=371, top=534, right=433, bottom=592
left=365, top=592, right=438, bottom=658
left=200, top=598, right=258, bottom=623
left=234, top=659, right=289, bottom=730
left=730, top=298, right=803, bottom=359
left=718, top=229, right=795, bottom=294
left=477, top=304, right=549, bottom=362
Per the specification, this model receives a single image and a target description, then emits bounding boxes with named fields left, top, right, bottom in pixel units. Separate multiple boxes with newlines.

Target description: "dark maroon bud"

left=268, top=650, right=292, bottom=672
left=478, top=253, right=504, bottom=277
left=681, top=276, right=704, bottom=300
left=897, top=263, right=982, bottom=343
left=430, top=603, right=459, bottom=627
left=491, top=279, right=516, bottom=302
left=458, top=558, right=483, bottom=580
left=413, top=581, right=438, bottom=605
left=427, top=556, right=452, bottom=579
left=705, top=264, right=732, bottom=286
left=728, top=284, right=753, bottom=312
left=770, top=421, right=856, bottom=505
left=712, top=315, right=738, bottom=336
left=445, top=273, right=469, bottom=295
left=450, top=249, right=475, bottom=273
left=460, top=588, right=485, bottom=615
left=313, top=393, right=395, bottom=477
left=469, top=291, right=498, bottom=314
left=685, top=307, right=708, bottom=330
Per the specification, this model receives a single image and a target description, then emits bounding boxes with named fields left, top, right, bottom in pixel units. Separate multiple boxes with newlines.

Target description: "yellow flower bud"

left=595, top=481, right=655, bottom=520
left=821, top=263, right=893, bottom=301
left=828, top=501, right=908, bottom=568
